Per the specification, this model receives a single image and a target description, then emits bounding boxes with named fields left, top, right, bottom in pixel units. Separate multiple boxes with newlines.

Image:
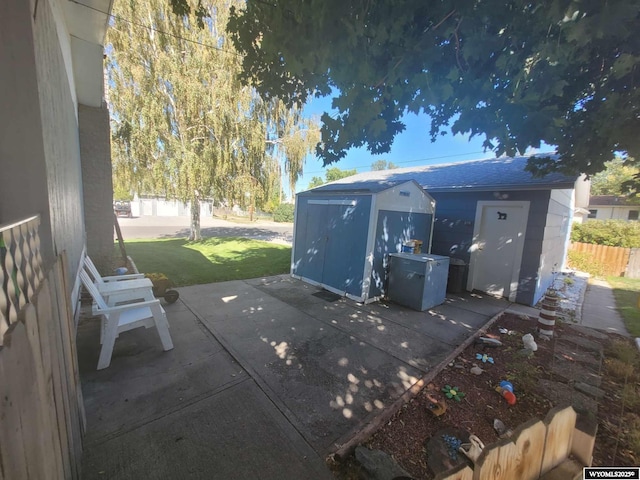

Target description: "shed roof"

left=306, top=155, right=578, bottom=193
left=298, top=179, right=425, bottom=195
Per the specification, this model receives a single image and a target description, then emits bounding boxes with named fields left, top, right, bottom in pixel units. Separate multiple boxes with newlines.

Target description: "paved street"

left=117, top=215, right=293, bottom=244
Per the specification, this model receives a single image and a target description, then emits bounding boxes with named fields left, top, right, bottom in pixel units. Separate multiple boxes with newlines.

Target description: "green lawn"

left=118, top=237, right=291, bottom=287
left=606, top=276, right=640, bottom=337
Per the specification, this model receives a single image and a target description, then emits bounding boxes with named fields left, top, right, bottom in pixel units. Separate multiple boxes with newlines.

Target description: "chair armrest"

left=94, top=299, right=162, bottom=314
left=102, top=273, right=146, bottom=282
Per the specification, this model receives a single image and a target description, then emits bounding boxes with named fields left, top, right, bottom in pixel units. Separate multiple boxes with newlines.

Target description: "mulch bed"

left=330, top=312, right=640, bottom=479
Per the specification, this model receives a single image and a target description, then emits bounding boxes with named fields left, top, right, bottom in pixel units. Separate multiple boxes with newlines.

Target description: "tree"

left=307, top=167, right=357, bottom=189
left=223, top=0, right=639, bottom=180
left=371, top=160, right=398, bottom=171
left=107, top=0, right=319, bottom=240
left=325, top=167, right=357, bottom=183
left=590, top=157, right=640, bottom=197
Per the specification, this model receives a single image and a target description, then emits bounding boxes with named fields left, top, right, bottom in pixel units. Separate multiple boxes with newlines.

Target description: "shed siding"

left=536, top=189, right=572, bottom=303
left=369, top=210, right=433, bottom=298
left=293, top=194, right=371, bottom=296
left=429, top=190, right=550, bottom=305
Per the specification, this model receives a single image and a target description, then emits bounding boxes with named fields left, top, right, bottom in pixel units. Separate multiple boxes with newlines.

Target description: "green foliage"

left=113, top=185, right=133, bottom=201
left=571, top=220, right=640, bottom=247
left=567, top=250, right=607, bottom=278
left=107, top=0, right=319, bottom=235
left=607, top=277, right=640, bottom=337
left=227, top=0, right=640, bottom=179
left=120, top=237, right=291, bottom=286
left=371, top=159, right=398, bottom=171
left=591, top=157, right=640, bottom=196
left=307, top=176, right=325, bottom=189
left=325, top=167, right=357, bottom=182
left=273, top=203, right=294, bottom=222
left=306, top=167, right=357, bottom=189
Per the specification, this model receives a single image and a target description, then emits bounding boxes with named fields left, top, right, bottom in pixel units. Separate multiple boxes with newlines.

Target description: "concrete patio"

left=78, top=275, right=534, bottom=479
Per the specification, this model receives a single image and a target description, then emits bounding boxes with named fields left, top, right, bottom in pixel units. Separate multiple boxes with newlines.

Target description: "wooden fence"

left=570, top=242, right=640, bottom=278
left=435, top=405, right=596, bottom=480
left=1, top=217, right=84, bottom=479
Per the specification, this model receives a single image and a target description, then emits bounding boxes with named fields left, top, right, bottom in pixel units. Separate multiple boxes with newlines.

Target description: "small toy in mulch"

left=441, top=434, right=463, bottom=461
left=495, top=380, right=517, bottom=405
left=493, top=418, right=513, bottom=438
left=498, top=327, right=515, bottom=335
left=474, top=336, right=502, bottom=347
left=459, top=435, right=485, bottom=463
left=425, top=393, right=447, bottom=417
left=522, top=333, right=538, bottom=352
left=470, top=364, right=484, bottom=375
left=475, top=353, right=494, bottom=364
left=442, top=385, right=466, bottom=401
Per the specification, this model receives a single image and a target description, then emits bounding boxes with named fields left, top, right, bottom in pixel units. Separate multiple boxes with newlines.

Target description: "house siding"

left=429, top=190, right=551, bottom=305
left=33, top=0, right=86, bottom=286
left=0, top=0, right=55, bottom=265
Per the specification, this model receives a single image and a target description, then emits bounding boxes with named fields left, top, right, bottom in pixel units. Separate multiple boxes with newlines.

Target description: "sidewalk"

left=579, top=278, right=630, bottom=337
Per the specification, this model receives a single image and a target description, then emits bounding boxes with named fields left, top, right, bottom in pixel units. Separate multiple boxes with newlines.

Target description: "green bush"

left=273, top=203, right=294, bottom=222
left=567, top=250, right=607, bottom=277
left=571, top=220, right=640, bottom=248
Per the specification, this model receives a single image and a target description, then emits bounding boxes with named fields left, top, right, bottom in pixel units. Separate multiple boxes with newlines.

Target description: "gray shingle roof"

left=305, top=155, right=577, bottom=194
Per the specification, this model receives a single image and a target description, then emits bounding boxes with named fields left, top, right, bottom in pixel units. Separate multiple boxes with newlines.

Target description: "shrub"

left=571, top=220, right=640, bottom=248
left=567, top=250, right=607, bottom=277
left=273, top=203, right=294, bottom=222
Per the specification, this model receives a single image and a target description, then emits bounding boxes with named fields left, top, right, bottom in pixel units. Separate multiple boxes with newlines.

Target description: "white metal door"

left=469, top=201, right=529, bottom=301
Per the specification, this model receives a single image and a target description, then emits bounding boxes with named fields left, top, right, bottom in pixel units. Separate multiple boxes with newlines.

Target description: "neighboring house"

left=1, top=0, right=114, bottom=476
left=295, top=156, right=590, bottom=306
left=587, top=195, right=640, bottom=221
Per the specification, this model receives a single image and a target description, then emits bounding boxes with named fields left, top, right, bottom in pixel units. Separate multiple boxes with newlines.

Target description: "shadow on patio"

left=77, top=275, right=530, bottom=478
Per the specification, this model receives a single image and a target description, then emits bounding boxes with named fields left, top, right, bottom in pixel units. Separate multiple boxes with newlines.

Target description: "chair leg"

left=151, top=304, right=173, bottom=351
left=98, top=313, right=120, bottom=370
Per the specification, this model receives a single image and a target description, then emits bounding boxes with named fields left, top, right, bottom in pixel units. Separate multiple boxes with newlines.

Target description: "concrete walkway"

left=78, top=275, right=521, bottom=478
left=579, top=278, right=630, bottom=336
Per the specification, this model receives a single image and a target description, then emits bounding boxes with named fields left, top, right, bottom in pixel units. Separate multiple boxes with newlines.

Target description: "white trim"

left=72, top=245, right=87, bottom=328
left=307, top=199, right=357, bottom=206
left=290, top=198, right=300, bottom=275
left=360, top=193, right=379, bottom=300
left=467, top=200, right=530, bottom=302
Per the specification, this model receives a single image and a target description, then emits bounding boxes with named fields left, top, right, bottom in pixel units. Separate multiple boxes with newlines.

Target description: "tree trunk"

left=189, top=194, right=201, bottom=241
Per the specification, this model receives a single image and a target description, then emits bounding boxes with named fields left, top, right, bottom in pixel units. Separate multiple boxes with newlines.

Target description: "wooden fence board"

left=51, top=256, right=83, bottom=476
left=39, top=277, right=73, bottom=479
left=570, top=242, right=630, bottom=276
left=0, top=323, right=31, bottom=480
left=23, top=303, right=62, bottom=479
left=540, top=406, right=577, bottom=476
left=32, top=277, right=66, bottom=479
left=626, top=248, right=640, bottom=279
left=472, top=418, right=546, bottom=480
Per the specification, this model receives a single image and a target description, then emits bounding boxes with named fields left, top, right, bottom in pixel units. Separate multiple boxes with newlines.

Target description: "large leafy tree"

left=217, top=0, right=639, bottom=180
left=108, top=0, right=319, bottom=239
left=307, top=167, right=357, bottom=189
left=590, top=157, right=640, bottom=197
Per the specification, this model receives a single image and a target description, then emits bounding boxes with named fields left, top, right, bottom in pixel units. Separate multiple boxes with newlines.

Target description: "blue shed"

left=314, top=156, right=590, bottom=306
left=292, top=180, right=435, bottom=303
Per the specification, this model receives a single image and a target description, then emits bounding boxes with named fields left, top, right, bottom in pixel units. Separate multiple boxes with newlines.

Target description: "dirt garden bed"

left=329, top=312, right=640, bottom=479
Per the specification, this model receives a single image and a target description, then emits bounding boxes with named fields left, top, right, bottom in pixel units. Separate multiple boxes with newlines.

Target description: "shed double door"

left=299, top=201, right=368, bottom=296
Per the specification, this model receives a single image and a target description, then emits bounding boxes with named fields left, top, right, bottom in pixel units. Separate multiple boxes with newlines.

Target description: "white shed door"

left=470, top=201, right=529, bottom=301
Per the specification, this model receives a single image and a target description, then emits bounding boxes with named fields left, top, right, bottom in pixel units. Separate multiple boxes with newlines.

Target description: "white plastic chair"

left=80, top=270, right=174, bottom=370
left=83, top=255, right=155, bottom=303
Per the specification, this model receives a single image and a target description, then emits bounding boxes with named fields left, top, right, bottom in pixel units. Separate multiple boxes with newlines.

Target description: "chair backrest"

left=83, top=256, right=105, bottom=285
left=79, top=270, right=109, bottom=310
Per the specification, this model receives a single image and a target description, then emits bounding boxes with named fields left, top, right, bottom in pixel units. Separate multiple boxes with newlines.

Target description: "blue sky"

left=293, top=95, right=551, bottom=197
